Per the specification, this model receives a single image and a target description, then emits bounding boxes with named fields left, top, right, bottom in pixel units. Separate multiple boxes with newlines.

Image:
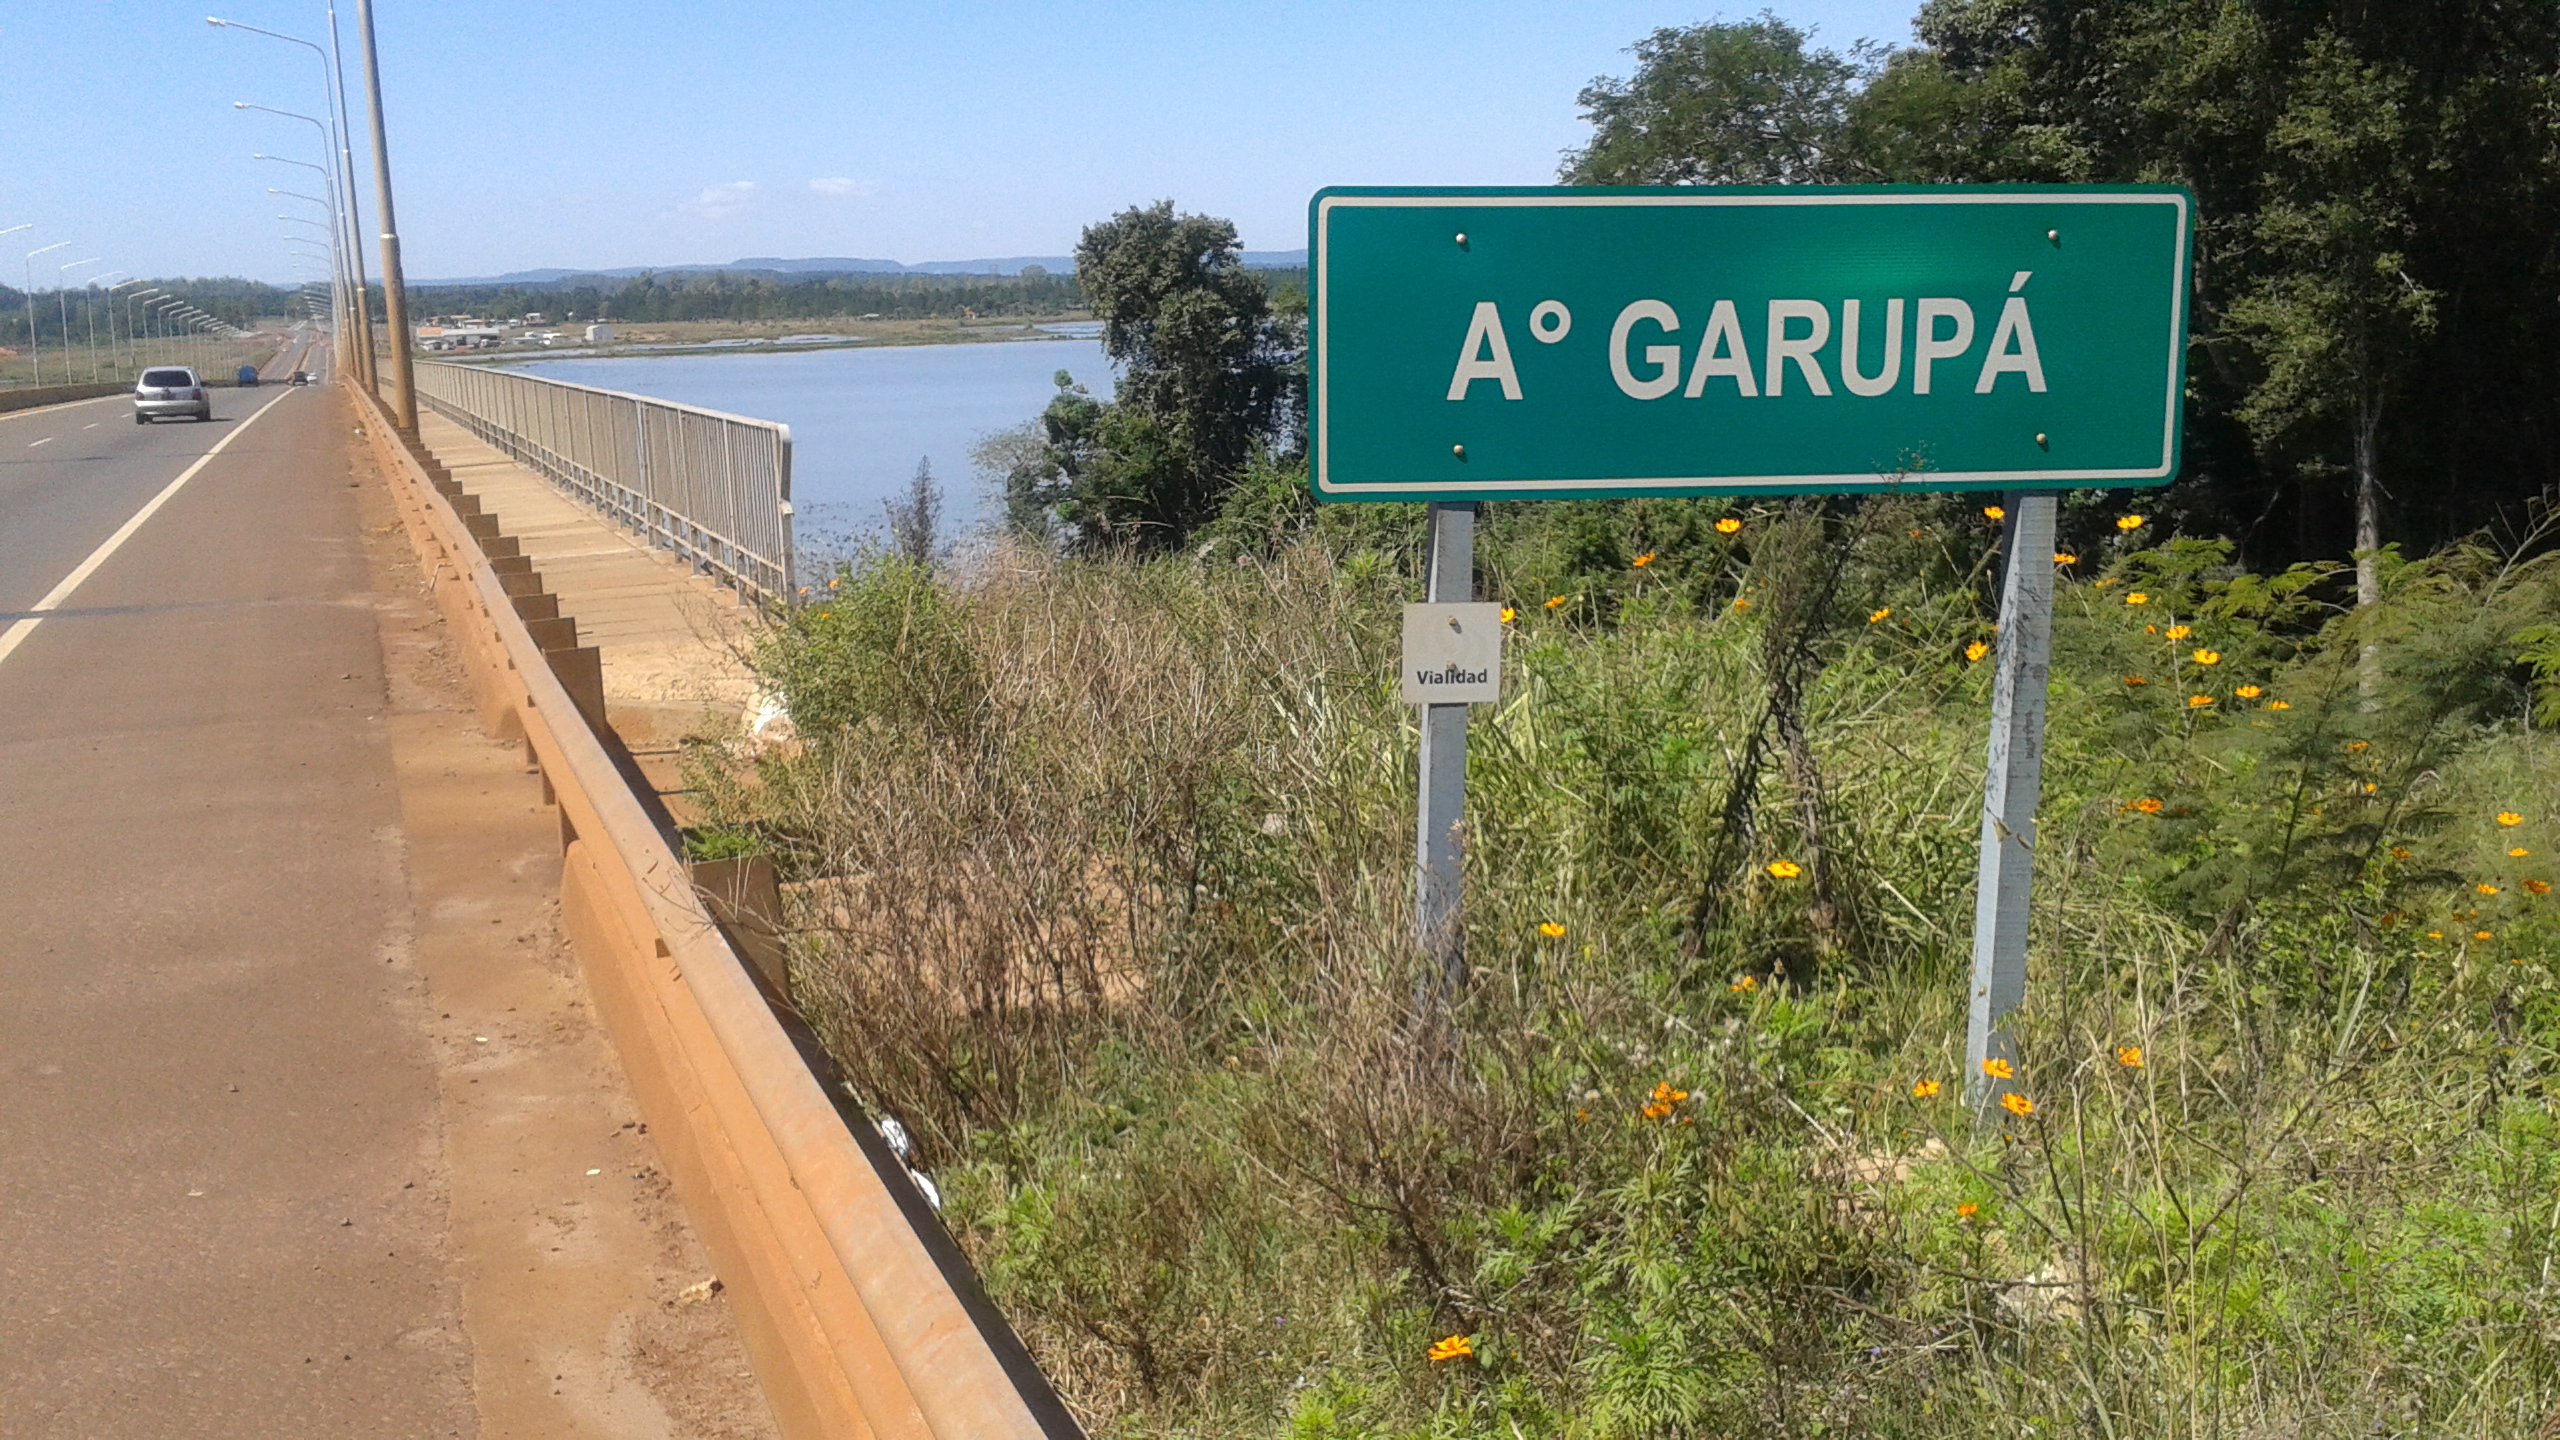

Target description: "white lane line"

left=82, top=422, right=99, bottom=429
left=0, top=389, right=297, bottom=673
left=27, top=436, right=54, bottom=447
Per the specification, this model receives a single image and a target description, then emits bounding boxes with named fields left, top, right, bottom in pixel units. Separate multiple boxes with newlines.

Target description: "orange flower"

left=1766, top=859, right=1803, bottom=879
left=1632, top=551, right=1656, bottom=568
left=2525, top=879, right=2550, bottom=895
left=1733, top=598, right=1752, bottom=610
left=2130, top=797, right=2164, bottom=815
left=1543, top=595, right=1566, bottom=610
left=1715, top=516, right=1742, bottom=535
left=1869, top=607, right=1892, bottom=623
left=2267, top=699, right=2292, bottom=710
left=2498, top=812, right=2525, bottom=826
left=2509, top=847, right=2530, bottom=858
left=2192, top=648, right=2221, bottom=666
left=2116, top=514, right=2146, bottom=532
left=1956, top=1201, right=1979, bottom=1218
left=1650, top=1081, right=1689, bottom=1105
left=1981, top=1057, right=2014, bottom=1080
left=2348, top=740, right=2370, bottom=753
left=1728, top=975, right=1758, bottom=994
left=1537, top=921, right=1567, bottom=939
left=2236, top=684, right=2262, bottom=699
left=2124, top=674, right=2150, bottom=686
left=2391, top=847, right=2411, bottom=859
left=2166, top=624, right=2192, bottom=640
left=1911, top=1079, right=1942, bottom=1099
left=1500, top=606, right=1516, bottom=623
left=1966, top=641, right=1991, bottom=663
left=2054, top=551, right=2078, bottom=564
left=2478, top=883, right=2501, bottom=895
left=1983, top=505, right=2006, bottom=520
left=2476, top=930, right=2495, bottom=941
left=1641, top=1101, right=1672, bottom=1119
left=2000, top=1092, right=2035, bottom=1117
left=2188, top=694, right=2216, bottom=708
left=1427, top=1334, right=1474, bottom=1363
left=2116, top=1046, right=2144, bottom=1068
left=2127, top=592, right=2150, bottom=605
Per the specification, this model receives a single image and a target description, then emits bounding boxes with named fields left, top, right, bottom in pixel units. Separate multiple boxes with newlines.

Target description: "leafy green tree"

left=1051, top=201, right=1299, bottom=549
left=1564, top=14, right=1885, bottom=185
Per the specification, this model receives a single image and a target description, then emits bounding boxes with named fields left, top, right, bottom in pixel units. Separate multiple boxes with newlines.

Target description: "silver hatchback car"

left=134, top=366, right=211, bottom=423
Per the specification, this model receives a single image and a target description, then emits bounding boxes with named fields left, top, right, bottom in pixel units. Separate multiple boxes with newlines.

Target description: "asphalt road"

left=0, top=351, right=476, bottom=1435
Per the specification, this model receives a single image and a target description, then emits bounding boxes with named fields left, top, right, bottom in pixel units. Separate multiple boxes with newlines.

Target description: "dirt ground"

left=352, top=419, right=782, bottom=1440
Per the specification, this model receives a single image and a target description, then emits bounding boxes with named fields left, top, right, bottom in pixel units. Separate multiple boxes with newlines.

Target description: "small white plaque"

left=1401, top=603, right=1503, bottom=704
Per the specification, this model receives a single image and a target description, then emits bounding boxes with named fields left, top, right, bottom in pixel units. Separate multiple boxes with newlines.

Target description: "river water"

left=515, top=335, right=1114, bottom=548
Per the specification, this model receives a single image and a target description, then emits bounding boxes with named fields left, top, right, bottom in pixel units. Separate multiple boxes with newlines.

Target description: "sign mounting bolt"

left=1454, top=232, right=1468, bottom=248
left=2035, top=432, right=2049, bottom=449
left=2047, top=228, right=2060, bottom=245
left=1451, top=443, right=1466, bottom=460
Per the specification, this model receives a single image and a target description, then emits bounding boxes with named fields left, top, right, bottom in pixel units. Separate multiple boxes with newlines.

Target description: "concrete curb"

left=349, top=381, right=1077, bottom=1440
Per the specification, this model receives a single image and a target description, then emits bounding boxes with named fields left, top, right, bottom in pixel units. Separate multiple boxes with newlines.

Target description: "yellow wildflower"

left=2497, top=811, right=2524, bottom=826
left=2479, top=883, right=2501, bottom=896
left=1632, top=551, right=1655, bottom=568
left=2116, top=1046, right=2144, bottom=1068
left=1981, top=1057, right=2014, bottom=1080
left=2188, top=694, right=2215, bottom=708
left=2127, top=591, right=2150, bottom=605
left=2391, top=847, right=2411, bottom=859
left=1728, top=975, right=1758, bottom=994
left=1732, top=597, right=1752, bottom=610
left=2476, top=930, right=2495, bottom=941
left=2526, top=879, right=2550, bottom=895
left=1715, top=516, right=1743, bottom=535
left=1537, top=922, right=1567, bottom=939
left=1427, top=1334, right=1474, bottom=1363
left=2054, top=551, right=2078, bottom=564
left=1966, top=641, right=1991, bottom=663
left=2192, top=648, right=2221, bottom=666
left=2267, top=699, right=2292, bottom=710
left=1500, top=606, right=1516, bottom=623
left=1766, top=859, right=1804, bottom=879
left=2130, top=797, right=2164, bottom=815
left=2124, top=674, right=2149, bottom=686
left=1543, top=595, right=1566, bottom=610
left=1984, top=505, right=2006, bottom=520
left=2117, top=514, right=2146, bottom=531
left=2166, top=624, right=2192, bottom=640
left=2509, top=847, right=2530, bottom=858
left=1911, top=1079, right=1941, bottom=1099
left=2000, top=1092, right=2035, bottom=1117
left=2236, top=684, right=2262, bottom=699
left=1869, top=607, right=1892, bottom=623
left=1956, top=1201, right=1980, bottom=1218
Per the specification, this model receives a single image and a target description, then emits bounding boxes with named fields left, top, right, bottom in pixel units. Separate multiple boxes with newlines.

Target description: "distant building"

left=523, top=312, right=547, bottom=325
left=584, top=323, right=614, bottom=343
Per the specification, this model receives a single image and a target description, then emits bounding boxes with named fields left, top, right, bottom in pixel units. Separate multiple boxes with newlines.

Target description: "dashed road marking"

left=27, top=436, right=54, bottom=447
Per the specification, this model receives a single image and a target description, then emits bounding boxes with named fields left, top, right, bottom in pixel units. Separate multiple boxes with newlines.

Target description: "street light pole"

left=354, top=0, right=414, bottom=432
left=58, top=259, right=101, bottom=384
left=86, top=272, right=123, bottom=382
left=0, top=224, right=29, bottom=374
left=25, top=240, right=69, bottom=386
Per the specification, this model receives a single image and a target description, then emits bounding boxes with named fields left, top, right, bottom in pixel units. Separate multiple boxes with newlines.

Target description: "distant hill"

left=415, top=249, right=1307, bottom=289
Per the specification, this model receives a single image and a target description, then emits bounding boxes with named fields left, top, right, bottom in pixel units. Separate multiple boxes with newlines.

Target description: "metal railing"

left=414, top=360, right=794, bottom=606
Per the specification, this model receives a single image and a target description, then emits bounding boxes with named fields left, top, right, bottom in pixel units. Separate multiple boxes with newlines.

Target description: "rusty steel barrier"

left=414, top=359, right=795, bottom=606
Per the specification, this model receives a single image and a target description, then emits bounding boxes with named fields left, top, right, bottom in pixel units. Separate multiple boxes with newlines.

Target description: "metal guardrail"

left=414, top=360, right=795, bottom=606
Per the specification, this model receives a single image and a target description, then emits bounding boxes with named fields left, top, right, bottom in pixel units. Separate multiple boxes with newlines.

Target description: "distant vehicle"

left=289, top=370, right=314, bottom=386
left=237, top=364, right=260, bottom=388
left=134, top=366, right=211, bottom=424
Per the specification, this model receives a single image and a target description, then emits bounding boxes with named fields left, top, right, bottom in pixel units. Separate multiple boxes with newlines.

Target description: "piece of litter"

left=586, top=1168, right=601, bottom=1176
left=186, top=1190, right=204, bottom=1198
left=675, top=1278, right=722, bottom=1305
left=474, top=1036, right=488, bottom=1043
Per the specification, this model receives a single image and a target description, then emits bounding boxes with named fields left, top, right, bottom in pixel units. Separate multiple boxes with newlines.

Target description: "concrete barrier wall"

left=0, top=382, right=126, bottom=414
left=347, top=381, right=1080, bottom=1440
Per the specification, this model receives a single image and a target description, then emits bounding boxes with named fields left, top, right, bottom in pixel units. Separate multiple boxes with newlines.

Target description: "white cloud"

left=687, top=180, right=762, bottom=220
left=808, top=176, right=879, bottom=199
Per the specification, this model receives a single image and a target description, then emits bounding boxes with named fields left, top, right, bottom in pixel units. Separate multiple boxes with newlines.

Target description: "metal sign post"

left=1965, top=492, right=2057, bottom=1106
left=1413, top=502, right=1480, bottom=989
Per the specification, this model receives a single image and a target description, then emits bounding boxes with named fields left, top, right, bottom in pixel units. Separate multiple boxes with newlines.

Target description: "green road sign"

left=1309, top=185, right=2193, bottom=502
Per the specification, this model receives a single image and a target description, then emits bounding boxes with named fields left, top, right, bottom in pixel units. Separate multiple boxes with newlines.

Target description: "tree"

left=884, top=456, right=944, bottom=565
left=1030, top=201, right=1298, bottom=549
left=1563, top=14, right=1885, bottom=185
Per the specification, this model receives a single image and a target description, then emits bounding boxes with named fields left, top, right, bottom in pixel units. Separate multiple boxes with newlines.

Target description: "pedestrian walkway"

left=412, top=409, right=760, bottom=748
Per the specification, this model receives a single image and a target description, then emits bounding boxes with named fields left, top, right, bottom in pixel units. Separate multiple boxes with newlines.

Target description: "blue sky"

left=5, top=1, right=1921, bottom=285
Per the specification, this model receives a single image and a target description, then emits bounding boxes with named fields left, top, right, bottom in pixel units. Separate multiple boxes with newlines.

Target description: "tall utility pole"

left=354, top=0, right=414, bottom=433
left=324, top=2, right=377, bottom=391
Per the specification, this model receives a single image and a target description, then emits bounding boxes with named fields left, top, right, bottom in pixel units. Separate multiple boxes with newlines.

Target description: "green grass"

left=698, top=496, right=2560, bottom=1438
